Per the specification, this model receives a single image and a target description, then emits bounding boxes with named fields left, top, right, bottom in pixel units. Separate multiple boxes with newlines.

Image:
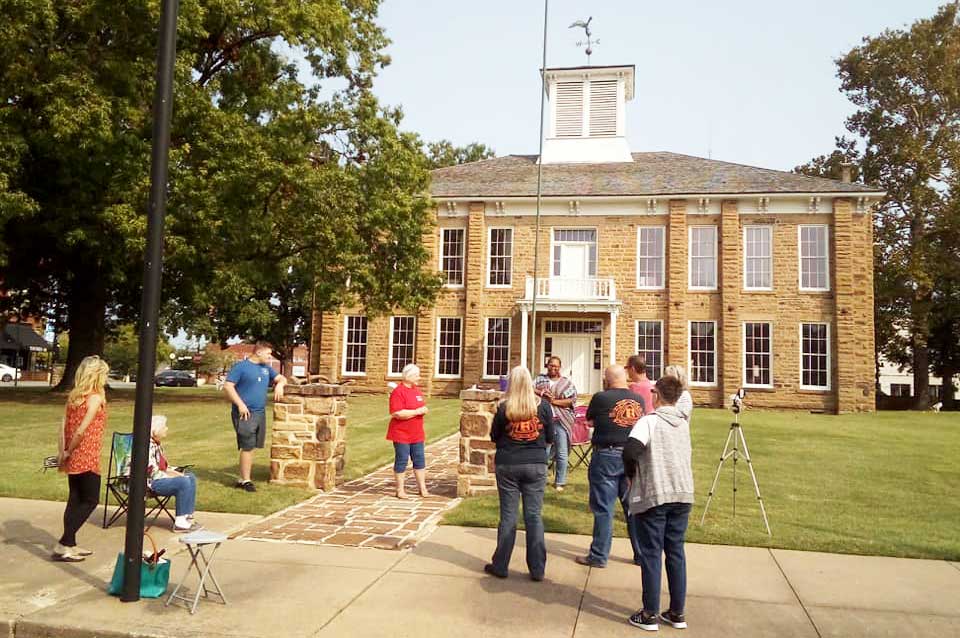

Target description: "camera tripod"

left=699, top=409, right=771, bottom=535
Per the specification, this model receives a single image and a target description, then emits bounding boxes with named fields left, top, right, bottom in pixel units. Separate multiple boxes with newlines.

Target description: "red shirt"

left=63, top=396, right=107, bottom=475
left=387, top=383, right=426, bottom=444
left=629, top=380, right=654, bottom=415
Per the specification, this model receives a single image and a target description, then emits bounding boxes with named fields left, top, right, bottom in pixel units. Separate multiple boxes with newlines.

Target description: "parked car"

left=155, top=370, right=197, bottom=387
left=0, top=364, right=21, bottom=383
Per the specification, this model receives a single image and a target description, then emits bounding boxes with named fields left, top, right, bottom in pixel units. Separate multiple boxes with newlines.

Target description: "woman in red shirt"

left=53, top=355, right=110, bottom=562
left=387, top=364, right=429, bottom=499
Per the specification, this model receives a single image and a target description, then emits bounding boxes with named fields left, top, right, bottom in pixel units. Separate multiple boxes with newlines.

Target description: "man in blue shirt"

left=223, top=342, right=287, bottom=492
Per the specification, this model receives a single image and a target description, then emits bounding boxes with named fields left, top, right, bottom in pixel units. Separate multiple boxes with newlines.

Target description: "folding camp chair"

left=102, top=432, right=175, bottom=528
left=568, top=405, right=593, bottom=470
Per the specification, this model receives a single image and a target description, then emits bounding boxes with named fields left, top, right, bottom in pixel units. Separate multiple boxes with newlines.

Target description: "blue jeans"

left=634, top=502, right=692, bottom=614
left=393, top=441, right=426, bottom=473
left=547, top=425, right=569, bottom=486
left=150, top=473, right=198, bottom=517
left=491, top=463, right=547, bottom=578
left=587, top=448, right=643, bottom=565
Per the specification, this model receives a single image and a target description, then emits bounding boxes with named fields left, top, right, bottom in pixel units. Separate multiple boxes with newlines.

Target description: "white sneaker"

left=52, top=543, right=85, bottom=562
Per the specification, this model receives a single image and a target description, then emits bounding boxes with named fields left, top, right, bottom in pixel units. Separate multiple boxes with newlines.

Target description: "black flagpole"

left=121, top=0, right=180, bottom=602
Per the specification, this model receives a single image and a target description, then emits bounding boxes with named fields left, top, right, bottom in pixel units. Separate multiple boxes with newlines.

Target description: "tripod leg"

left=699, top=426, right=736, bottom=526
left=737, top=427, right=772, bottom=535
left=732, top=429, right=739, bottom=518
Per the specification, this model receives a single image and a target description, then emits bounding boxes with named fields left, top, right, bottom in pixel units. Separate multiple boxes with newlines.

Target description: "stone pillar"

left=457, top=388, right=502, bottom=497
left=834, top=198, right=876, bottom=412
left=462, top=202, right=486, bottom=385
left=667, top=199, right=688, bottom=367
left=720, top=199, right=741, bottom=401
left=271, top=384, right=350, bottom=490
left=318, top=311, right=341, bottom=381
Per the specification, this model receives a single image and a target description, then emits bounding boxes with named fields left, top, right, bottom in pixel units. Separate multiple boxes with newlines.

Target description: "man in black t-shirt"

left=575, top=365, right=646, bottom=568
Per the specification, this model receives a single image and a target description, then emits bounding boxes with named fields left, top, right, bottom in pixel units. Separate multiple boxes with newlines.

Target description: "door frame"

left=538, top=317, right=603, bottom=395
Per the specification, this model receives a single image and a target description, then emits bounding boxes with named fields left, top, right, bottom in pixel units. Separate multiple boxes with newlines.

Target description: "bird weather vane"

left=569, top=16, right=598, bottom=65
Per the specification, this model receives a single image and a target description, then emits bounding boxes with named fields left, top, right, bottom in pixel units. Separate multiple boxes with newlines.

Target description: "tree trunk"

left=912, top=337, right=931, bottom=409
left=54, top=270, right=108, bottom=391
left=942, top=365, right=957, bottom=410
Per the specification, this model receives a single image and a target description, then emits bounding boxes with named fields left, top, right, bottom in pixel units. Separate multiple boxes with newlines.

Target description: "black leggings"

left=60, top=472, right=101, bottom=547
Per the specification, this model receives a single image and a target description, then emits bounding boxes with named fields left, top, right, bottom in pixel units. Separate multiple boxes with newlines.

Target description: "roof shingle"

left=429, top=152, right=881, bottom=198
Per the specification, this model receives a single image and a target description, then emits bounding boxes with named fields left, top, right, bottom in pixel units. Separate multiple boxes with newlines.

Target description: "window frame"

left=482, top=317, right=512, bottom=380
left=341, top=315, right=368, bottom=377
left=435, top=317, right=464, bottom=379
left=799, top=322, right=832, bottom=391
left=688, top=225, right=718, bottom=291
left=743, top=225, right=774, bottom=291
left=688, top=320, right=718, bottom=387
left=798, top=224, right=830, bottom=292
left=439, top=227, right=466, bottom=288
left=742, top=321, right=774, bottom=389
left=634, top=320, right=664, bottom=380
left=387, top=315, right=417, bottom=378
left=550, top=227, right=599, bottom=278
left=486, top=226, right=514, bottom=289
left=636, top=225, right=666, bottom=290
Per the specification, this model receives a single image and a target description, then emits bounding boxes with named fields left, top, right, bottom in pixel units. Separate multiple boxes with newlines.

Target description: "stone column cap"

left=284, top=383, right=351, bottom=397
left=459, top=389, right=503, bottom=401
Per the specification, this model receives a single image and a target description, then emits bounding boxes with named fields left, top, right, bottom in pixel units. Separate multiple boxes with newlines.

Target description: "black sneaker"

left=483, top=563, right=507, bottom=579
left=236, top=480, right=257, bottom=493
left=628, top=610, right=659, bottom=631
left=574, top=555, right=607, bottom=568
left=658, top=610, right=686, bottom=629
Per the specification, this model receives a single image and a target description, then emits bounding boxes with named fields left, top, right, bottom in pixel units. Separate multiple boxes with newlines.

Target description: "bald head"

left=603, top=365, right=628, bottom=389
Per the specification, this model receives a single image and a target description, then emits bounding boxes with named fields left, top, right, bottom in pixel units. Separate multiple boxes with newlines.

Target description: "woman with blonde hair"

left=485, top=366, right=555, bottom=581
left=53, top=355, right=110, bottom=561
left=663, top=365, right=693, bottom=422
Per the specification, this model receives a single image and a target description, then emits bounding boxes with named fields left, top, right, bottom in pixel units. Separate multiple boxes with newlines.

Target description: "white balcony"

left=522, top=276, right=617, bottom=302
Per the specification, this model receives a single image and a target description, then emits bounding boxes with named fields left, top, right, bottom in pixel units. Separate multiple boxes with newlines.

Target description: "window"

left=440, top=228, right=465, bottom=286
left=799, top=225, right=829, bottom=291
left=689, top=321, right=717, bottom=385
left=436, top=317, right=463, bottom=377
left=488, top=228, right=513, bottom=287
left=800, top=323, right=830, bottom=390
left=890, top=383, right=911, bottom=398
left=636, top=226, right=665, bottom=289
left=929, top=385, right=942, bottom=401
left=388, top=316, right=416, bottom=376
left=689, top=226, right=717, bottom=289
left=484, top=318, right=511, bottom=378
left=342, top=316, right=368, bottom=375
left=743, top=322, right=772, bottom=387
left=744, top=226, right=773, bottom=290
left=635, top=321, right=663, bottom=380
left=552, top=229, right=598, bottom=277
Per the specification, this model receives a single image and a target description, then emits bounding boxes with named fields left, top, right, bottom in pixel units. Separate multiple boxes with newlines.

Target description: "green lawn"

left=0, top=386, right=460, bottom=517
left=444, top=407, right=960, bottom=561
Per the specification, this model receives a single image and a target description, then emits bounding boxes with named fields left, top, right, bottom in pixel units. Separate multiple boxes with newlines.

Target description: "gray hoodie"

left=623, top=405, right=694, bottom=515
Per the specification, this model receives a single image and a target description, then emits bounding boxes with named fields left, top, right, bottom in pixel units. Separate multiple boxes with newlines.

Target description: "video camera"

left=730, top=388, right=746, bottom=414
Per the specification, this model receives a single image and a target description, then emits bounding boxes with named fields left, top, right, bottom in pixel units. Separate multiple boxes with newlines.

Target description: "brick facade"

left=313, top=196, right=875, bottom=413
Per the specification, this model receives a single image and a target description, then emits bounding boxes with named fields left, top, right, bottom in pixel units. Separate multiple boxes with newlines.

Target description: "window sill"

left=690, top=382, right=718, bottom=388
left=688, top=288, right=719, bottom=293
left=743, top=385, right=775, bottom=392
left=799, top=386, right=831, bottom=393
left=743, top=288, right=775, bottom=293
left=485, top=285, right=514, bottom=290
left=442, top=285, right=465, bottom=290
left=636, top=286, right=666, bottom=292
left=434, top=375, right=463, bottom=380
left=342, top=373, right=367, bottom=378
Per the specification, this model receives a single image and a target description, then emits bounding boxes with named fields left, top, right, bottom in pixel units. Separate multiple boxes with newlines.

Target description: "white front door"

left=551, top=336, right=593, bottom=395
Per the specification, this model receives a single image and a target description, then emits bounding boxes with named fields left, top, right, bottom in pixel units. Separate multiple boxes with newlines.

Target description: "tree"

left=102, top=324, right=174, bottom=378
left=0, top=1, right=440, bottom=389
left=796, top=3, right=960, bottom=408
left=425, top=140, right=495, bottom=169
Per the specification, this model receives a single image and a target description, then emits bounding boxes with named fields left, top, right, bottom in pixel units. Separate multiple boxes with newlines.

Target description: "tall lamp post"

left=121, top=0, right=180, bottom=602
left=529, top=0, right=549, bottom=371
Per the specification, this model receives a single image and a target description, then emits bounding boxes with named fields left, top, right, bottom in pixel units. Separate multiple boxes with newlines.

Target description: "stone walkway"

left=233, top=434, right=462, bottom=550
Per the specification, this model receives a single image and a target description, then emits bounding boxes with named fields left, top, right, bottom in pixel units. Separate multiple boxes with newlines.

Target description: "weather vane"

left=569, top=16, right=598, bottom=65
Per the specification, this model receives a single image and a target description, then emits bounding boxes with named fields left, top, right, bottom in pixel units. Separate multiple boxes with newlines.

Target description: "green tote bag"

left=107, top=532, right=170, bottom=598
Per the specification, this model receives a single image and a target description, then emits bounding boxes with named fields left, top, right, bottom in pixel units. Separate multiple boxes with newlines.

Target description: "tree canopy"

left=796, top=2, right=960, bottom=407
left=0, top=0, right=449, bottom=387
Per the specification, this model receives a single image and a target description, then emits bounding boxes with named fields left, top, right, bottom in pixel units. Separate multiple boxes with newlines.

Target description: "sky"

left=367, top=0, right=946, bottom=172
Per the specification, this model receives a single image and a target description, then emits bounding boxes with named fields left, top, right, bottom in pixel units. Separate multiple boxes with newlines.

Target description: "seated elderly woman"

left=149, top=416, right=202, bottom=532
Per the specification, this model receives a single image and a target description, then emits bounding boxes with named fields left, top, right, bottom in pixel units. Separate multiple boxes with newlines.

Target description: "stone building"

left=311, top=64, right=882, bottom=413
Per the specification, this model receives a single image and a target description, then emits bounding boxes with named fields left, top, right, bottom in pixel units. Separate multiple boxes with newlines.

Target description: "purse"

left=107, top=532, right=171, bottom=598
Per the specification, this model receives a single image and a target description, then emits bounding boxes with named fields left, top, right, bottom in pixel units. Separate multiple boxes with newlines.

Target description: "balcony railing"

left=523, top=276, right=617, bottom=301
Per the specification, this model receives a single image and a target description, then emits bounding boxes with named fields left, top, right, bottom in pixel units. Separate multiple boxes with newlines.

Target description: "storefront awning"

left=1, top=323, right=51, bottom=352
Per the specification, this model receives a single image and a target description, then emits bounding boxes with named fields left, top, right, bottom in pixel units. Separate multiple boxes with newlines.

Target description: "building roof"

left=430, top=152, right=883, bottom=198
left=1, top=323, right=51, bottom=351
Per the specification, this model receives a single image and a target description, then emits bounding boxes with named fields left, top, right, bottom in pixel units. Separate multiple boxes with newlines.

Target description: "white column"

left=609, top=310, right=618, bottom=366
left=520, top=308, right=529, bottom=371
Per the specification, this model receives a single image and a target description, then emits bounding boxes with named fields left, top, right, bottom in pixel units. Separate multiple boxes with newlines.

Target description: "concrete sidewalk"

left=2, top=497, right=959, bottom=638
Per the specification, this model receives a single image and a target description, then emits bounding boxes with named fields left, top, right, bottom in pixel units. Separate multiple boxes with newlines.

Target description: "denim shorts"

left=232, top=410, right=267, bottom=451
left=393, top=441, right=426, bottom=473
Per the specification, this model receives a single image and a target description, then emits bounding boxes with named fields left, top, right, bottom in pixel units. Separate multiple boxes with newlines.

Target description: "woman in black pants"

left=485, top=366, right=555, bottom=581
left=53, top=356, right=110, bottom=562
